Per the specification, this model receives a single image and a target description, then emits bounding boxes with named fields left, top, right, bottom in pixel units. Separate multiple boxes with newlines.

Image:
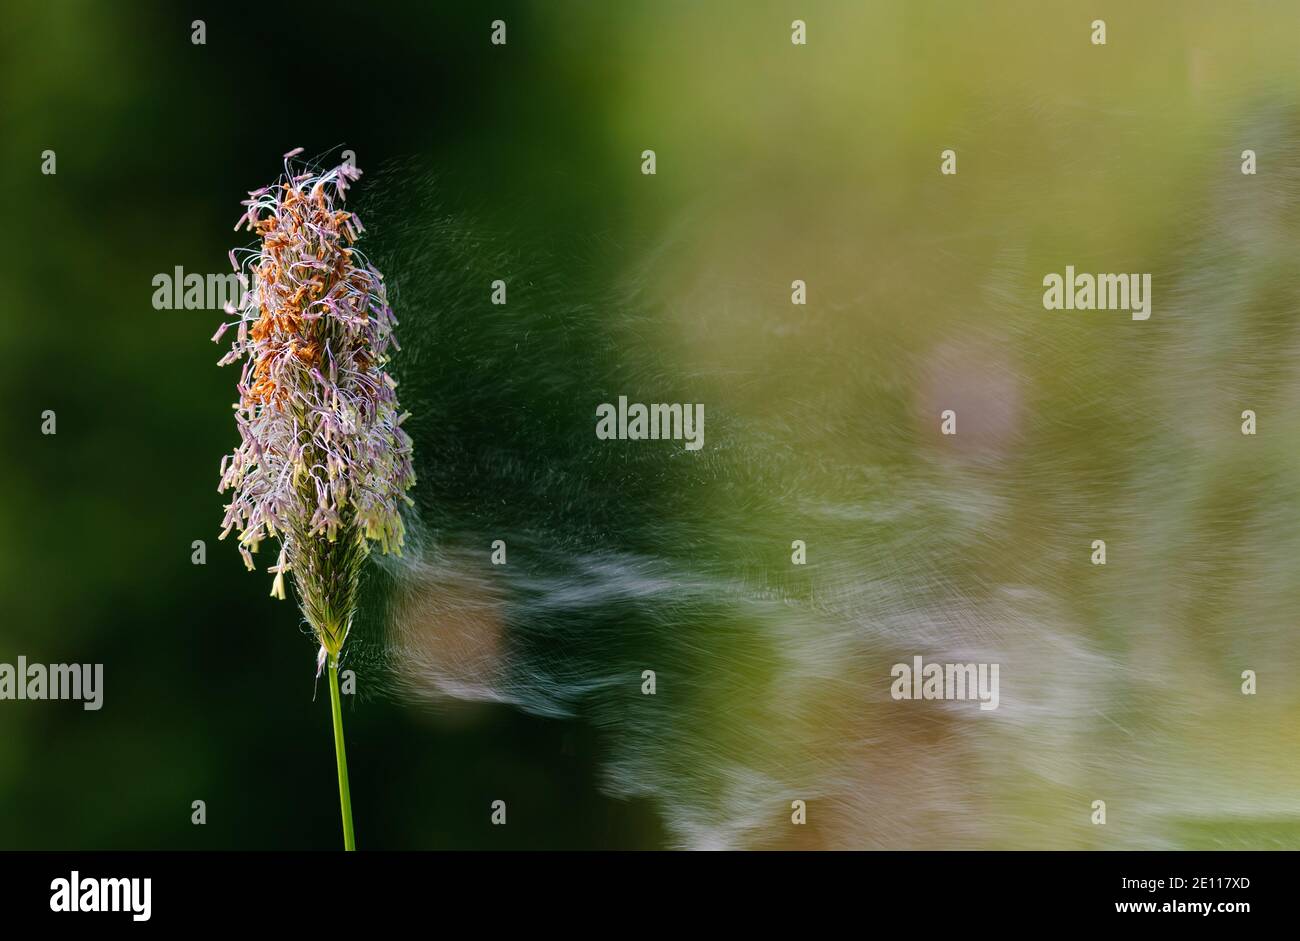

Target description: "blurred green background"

left=1, top=1, right=1299, bottom=849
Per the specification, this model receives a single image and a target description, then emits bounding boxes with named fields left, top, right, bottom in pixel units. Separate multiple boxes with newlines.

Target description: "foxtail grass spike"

left=215, top=150, right=415, bottom=850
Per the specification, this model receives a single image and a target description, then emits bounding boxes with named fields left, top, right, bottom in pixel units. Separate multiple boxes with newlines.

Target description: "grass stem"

left=327, top=656, right=356, bottom=851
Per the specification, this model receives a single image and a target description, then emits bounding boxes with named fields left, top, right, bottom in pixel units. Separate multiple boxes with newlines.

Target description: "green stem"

left=327, top=656, right=356, bottom=851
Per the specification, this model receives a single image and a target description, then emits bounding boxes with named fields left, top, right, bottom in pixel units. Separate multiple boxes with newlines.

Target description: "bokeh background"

left=1, top=0, right=1299, bottom=849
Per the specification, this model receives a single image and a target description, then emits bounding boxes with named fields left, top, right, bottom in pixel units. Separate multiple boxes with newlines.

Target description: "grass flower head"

left=215, top=150, right=415, bottom=660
